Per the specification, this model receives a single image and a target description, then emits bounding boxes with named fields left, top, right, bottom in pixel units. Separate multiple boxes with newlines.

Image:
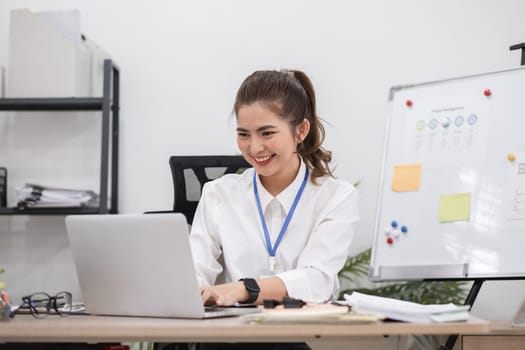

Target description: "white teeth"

left=254, top=155, right=271, bottom=162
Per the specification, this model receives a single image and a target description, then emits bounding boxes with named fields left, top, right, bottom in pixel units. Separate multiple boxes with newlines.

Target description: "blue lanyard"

left=253, top=167, right=309, bottom=258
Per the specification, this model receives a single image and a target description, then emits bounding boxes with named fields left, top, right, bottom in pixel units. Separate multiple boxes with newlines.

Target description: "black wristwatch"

left=239, top=278, right=260, bottom=304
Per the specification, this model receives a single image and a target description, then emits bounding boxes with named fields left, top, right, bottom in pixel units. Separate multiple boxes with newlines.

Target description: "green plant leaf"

left=337, top=248, right=371, bottom=283
left=0, top=267, right=5, bottom=290
left=338, top=248, right=468, bottom=304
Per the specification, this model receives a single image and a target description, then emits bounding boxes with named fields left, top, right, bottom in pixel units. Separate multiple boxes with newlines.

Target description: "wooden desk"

left=0, top=315, right=490, bottom=343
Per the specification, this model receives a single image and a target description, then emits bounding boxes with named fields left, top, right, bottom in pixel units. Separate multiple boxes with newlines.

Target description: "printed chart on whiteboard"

left=403, top=92, right=489, bottom=168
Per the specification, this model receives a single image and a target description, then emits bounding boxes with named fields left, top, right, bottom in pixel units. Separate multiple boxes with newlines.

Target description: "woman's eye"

left=237, top=132, right=249, bottom=138
left=262, top=131, right=275, bottom=137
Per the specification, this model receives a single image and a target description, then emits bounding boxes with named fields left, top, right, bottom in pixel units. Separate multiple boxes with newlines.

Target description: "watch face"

left=244, top=278, right=260, bottom=292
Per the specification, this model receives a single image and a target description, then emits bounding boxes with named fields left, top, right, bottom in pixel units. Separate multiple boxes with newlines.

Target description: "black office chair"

left=152, top=155, right=250, bottom=350
left=169, top=155, right=251, bottom=225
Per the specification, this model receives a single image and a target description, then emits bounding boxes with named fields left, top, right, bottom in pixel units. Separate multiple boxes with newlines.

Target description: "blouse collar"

left=255, top=158, right=308, bottom=214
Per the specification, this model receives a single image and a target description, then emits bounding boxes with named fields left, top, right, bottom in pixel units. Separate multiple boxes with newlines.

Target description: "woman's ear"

left=296, top=119, right=311, bottom=143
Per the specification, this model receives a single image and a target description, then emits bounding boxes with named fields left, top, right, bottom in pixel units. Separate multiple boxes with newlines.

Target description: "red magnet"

left=386, top=236, right=394, bottom=245
left=406, top=99, right=413, bottom=107
left=483, top=89, right=491, bottom=97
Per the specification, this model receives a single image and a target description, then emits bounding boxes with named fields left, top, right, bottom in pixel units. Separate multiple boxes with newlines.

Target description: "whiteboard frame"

left=370, top=66, right=525, bottom=282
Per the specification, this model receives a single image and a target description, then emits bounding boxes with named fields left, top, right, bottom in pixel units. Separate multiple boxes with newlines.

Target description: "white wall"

left=0, top=0, right=524, bottom=321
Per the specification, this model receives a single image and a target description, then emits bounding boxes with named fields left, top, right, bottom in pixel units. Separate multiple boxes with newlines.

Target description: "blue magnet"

left=401, top=225, right=408, bottom=233
left=391, top=220, right=398, bottom=228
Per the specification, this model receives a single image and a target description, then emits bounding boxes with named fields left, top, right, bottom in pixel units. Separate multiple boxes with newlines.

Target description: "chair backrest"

left=169, top=155, right=251, bottom=224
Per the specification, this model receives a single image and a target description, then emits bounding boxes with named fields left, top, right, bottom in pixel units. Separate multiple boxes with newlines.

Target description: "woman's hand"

left=200, top=281, right=248, bottom=306
left=201, top=277, right=288, bottom=306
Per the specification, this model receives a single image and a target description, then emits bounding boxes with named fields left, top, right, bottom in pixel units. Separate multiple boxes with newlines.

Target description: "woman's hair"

left=233, top=69, right=333, bottom=181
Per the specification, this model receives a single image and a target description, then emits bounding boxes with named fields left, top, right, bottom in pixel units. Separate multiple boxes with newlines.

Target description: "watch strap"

left=239, top=278, right=259, bottom=304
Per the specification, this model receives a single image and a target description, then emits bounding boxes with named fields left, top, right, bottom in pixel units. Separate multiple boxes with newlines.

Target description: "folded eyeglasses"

left=10, top=291, right=72, bottom=318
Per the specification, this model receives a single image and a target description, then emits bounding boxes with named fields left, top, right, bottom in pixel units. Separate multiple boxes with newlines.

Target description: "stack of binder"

left=15, top=184, right=98, bottom=209
left=0, top=168, right=6, bottom=207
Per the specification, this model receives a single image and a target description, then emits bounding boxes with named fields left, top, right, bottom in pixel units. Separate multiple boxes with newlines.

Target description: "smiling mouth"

left=253, top=154, right=275, bottom=165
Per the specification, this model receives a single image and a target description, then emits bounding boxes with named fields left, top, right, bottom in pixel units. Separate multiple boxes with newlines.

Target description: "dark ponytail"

left=234, top=69, right=333, bottom=182
left=289, top=70, right=333, bottom=181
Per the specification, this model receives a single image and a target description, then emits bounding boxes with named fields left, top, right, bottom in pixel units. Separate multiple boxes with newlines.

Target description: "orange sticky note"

left=391, top=164, right=422, bottom=192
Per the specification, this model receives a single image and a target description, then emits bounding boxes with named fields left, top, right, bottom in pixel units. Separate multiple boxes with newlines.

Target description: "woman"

left=190, top=69, right=359, bottom=307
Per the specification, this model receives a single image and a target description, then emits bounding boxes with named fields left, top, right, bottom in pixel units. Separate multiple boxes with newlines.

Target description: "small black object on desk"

left=263, top=296, right=307, bottom=309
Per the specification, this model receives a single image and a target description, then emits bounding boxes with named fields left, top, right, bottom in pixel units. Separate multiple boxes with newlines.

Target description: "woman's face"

left=236, top=102, right=303, bottom=186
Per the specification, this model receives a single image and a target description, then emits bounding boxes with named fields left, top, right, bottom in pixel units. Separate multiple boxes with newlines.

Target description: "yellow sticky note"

left=391, top=164, right=422, bottom=192
left=439, top=193, right=471, bottom=223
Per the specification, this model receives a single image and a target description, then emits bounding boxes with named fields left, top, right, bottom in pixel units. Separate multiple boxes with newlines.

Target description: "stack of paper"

left=242, top=303, right=381, bottom=324
left=344, top=292, right=470, bottom=323
left=15, top=183, right=98, bottom=208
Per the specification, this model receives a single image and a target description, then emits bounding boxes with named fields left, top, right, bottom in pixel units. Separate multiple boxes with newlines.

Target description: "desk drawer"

left=462, top=335, right=525, bottom=350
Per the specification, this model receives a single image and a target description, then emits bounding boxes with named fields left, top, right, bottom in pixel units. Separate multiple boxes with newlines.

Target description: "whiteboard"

left=370, top=67, right=525, bottom=281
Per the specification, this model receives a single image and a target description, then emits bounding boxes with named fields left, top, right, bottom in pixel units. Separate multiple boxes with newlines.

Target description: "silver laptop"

left=65, top=213, right=260, bottom=319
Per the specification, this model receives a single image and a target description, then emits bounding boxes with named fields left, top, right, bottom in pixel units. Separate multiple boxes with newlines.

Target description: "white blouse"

left=189, top=160, right=359, bottom=302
